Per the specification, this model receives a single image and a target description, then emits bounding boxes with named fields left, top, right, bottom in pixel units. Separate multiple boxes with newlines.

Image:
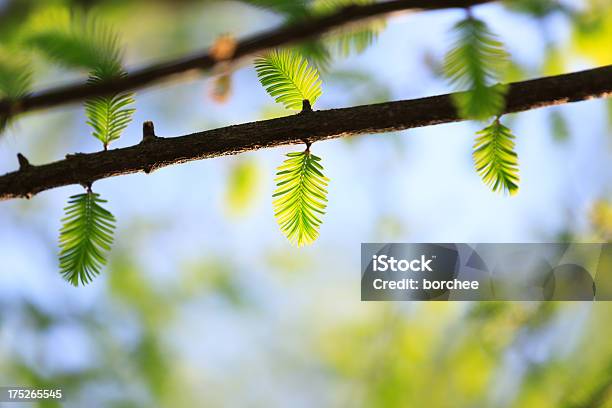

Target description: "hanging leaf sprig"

left=243, top=0, right=309, bottom=17
left=443, top=15, right=510, bottom=121
left=0, top=52, right=33, bottom=132
left=244, top=0, right=385, bottom=67
left=0, top=56, right=32, bottom=102
left=23, top=8, right=135, bottom=149
left=273, top=148, right=329, bottom=247
left=473, top=117, right=520, bottom=195
left=312, top=0, right=386, bottom=57
left=58, top=190, right=116, bottom=286
left=84, top=71, right=135, bottom=150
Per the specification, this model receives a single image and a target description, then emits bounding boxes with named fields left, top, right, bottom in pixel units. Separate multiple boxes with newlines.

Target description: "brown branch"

left=0, top=0, right=494, bottom=118
left=0, top=65, right=610, bottom=202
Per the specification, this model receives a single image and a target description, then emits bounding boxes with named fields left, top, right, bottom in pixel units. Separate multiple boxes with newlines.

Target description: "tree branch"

left=0, top=0, right=494, bottom=118
left=0, top=65, right=610, bottom=202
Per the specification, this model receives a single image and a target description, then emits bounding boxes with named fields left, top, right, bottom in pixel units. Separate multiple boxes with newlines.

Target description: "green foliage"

left=590, top=200, right=612, bottom=241
left=312, top=0, right=386, bottom=57
left=473, top=117, right=520, bottom=195
left=0, top=52, right=32, bottom=132
left=255, top=49, right=323, bottom=110
left=0, top=56, right=32, bottom=100
left=295, top=41, right=333, bottom=72
left=22, top=8, right=122, bottom=76
left=273, top=150, right=329, bottom=247
left=242, top=0, right=309, bottom=18
left=312, top=0, right=373, bottom=12
left=225, top=158, right=262, bottom=217
left=333, top=21, right=385, bottom=56
left=443, top=17, right=509, bottom=121
left=503, top=0, right=563, bottom=18
left=246, top=0, right=384, bottom=68
left=549, top=110, right=569, bottom=142
left=572, top=6, right=612, bottom=65
left=84, top=73, right=136, bottom=149
left=58, top=192, right=116, bottom=286
left=23, top=8, right=134, bottom=148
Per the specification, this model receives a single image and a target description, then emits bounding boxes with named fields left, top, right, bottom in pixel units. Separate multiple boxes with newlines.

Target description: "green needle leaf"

left=255, top=49, right=323, bottom=110
left=443, top=16, right=510, bottom=121
left=242, top=0, right=309, bottom=17
left=473, top=117, right=520, bottom=195
left=22, top=8, right=122, bottom=76
left=22, top=8, right=135, bottom=148
left=58, top=191, right=116, bottom=286
left=0, top=57, right=32, bottom=101
left=0, top=51, right=32, bottom=133
left=273, top=149, right=329, bottom=247
left=85, top=72, right=136, bottom=149
left=246, top=1, right=383, bottom=66
left=312, top=0, right=386, bottom=57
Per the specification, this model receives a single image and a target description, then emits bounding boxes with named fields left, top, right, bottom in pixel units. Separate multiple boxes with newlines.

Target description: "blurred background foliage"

left=0, top=0, right=611, bottom=406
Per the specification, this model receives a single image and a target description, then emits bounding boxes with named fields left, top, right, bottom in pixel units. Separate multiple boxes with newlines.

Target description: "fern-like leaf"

left=22, top=8, right=122, bottom=76
left=443, top=17, right=509, bottom=120
left=247, top=0, right=383, bottom=63
left=0, top=59, right=32, bottom=100
left=294, top=41, right=333, bottom=72
left=85, top=73, right=135, bottom=149
left=23, top=8, right=134, bottom=148
left=313, top=0, right=386, bottom=56
left=273, top=150, right=329, bottom=246
left=58, top=192, right=116, bottom=286
left=334, top=22, right=385, bottom=56
left=0, top=52, right=32, bottom=132
left=242, top=0, right=309, bottom=18
left=255, top=49, right=323, bottom=110
left=473, top=118, right=520, bottom=195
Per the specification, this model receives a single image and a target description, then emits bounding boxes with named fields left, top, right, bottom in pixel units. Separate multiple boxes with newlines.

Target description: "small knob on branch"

left=17, top=153, right=31, bottom=171
left=301, top=100, right=313, bottom=113
left=142, top=121, right=158, bottom=143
